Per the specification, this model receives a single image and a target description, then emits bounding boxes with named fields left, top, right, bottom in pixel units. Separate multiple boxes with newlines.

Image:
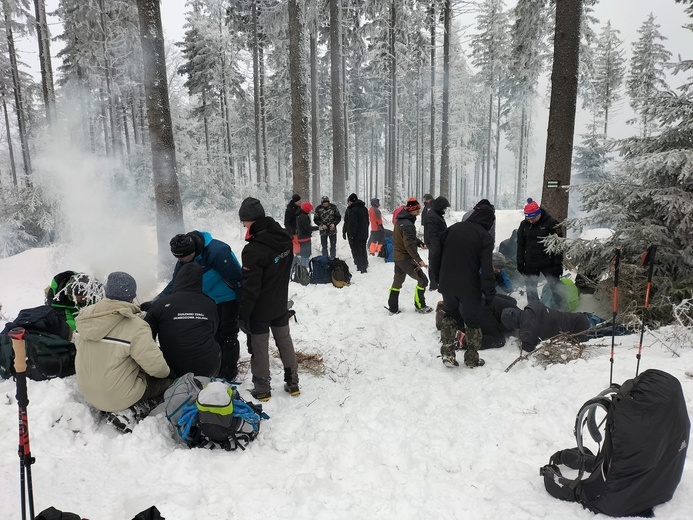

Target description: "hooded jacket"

left=516, top=209, right=563, bottom=276
left=516, top=301, right=590, bottom=352
left=284, top=201, right=300, bottom=235
left=159, top=231, right=243, bottom=304
left=368, top=204, right=383, bottom=232
left=343, top=199, right=369, bottom=240
left=144, top=263, right=220, bottom=377
left=433, top=202, right=496, bottom=303
left=239, top=217, right=293, bottom=323
left=297, top=209, right=319, bottom=241
left=393, top=209, right=424, bottom=263
left=425, top=197, right=450, bottom=285
left=75, top=299, right=170, bottom=412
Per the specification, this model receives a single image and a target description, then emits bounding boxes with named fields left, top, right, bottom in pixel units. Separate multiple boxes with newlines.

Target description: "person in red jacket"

left=367, top=198, right=385, bottom=255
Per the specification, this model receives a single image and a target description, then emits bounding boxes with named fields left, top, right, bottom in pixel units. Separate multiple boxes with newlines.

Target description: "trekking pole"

left=636, top=245, right=657, bottom=376
left=609, top=247, right=621, bottom=386
left=9, top=327, right=36, bottom=520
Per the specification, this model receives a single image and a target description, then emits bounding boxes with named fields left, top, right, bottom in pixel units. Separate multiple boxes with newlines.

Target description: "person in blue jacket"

left=156, top=230, right=243, bottom=380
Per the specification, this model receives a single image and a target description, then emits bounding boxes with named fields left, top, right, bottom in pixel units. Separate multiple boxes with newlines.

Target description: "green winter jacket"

left=75, top=299, right=170, bottom=412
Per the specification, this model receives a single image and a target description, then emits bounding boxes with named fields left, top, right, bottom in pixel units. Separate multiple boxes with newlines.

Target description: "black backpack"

left=291, top=261, right=310, bottom=286
left=540, top=369, right=690, bottom=517
left=309, top=255, right=332, bottom=284
left=0, top=306, right=76, bottom=381
left=330, top=258, right=352, bottom=288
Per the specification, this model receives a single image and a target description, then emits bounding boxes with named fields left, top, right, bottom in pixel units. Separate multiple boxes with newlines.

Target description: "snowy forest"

left=0, top=0, right=692, bottom=300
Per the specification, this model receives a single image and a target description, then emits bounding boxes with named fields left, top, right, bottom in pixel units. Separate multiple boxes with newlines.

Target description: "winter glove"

left=237, top=318, right=251, bottom=336
left=139, top=300, right=152, bottom=312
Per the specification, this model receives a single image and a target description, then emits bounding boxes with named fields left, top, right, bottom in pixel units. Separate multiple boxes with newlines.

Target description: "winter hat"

left=104, top=272, right=137, bottom=302
left=524, top=198, right=541, bottom=218
left=170, top=234, right=196, bottom=258
left=371, top=198, right=380, bottom=207
left=501, top=307, right=522, bottom=331
left=290, top=194, right=301, bottom=203
left=423, top=193, right=433, bottom=202
left=405, top=197, right=421, bottom=212
left=347, top=193, right=358, bottom=203
left=321, top=196, right=330, bottom=203
left=301, top=202, right=314, bottom=213
left=474, top=199, right=494, bottom=210
left=238, top=197, right=266, bottom=221
left=492, top=252, right=506, bottom=270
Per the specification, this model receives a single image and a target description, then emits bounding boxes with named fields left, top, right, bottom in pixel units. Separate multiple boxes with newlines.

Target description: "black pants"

left=216, top=299, right=240, bottom=379
left=349, top=237, right=368, bottom=273
left=320, top=233, right=337, bottom=259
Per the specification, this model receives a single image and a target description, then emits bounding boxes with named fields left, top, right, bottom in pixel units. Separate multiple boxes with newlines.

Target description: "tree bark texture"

left=289, top=0, right=310, bottom=197
left=136, top=0, right=184, bottom=276
left=428, top=1, right=436, bottom=196
left=33, top=0, right=56, bottom=126
left=330, top=0, right=345, bottom=203
left=310, top=29, right=320, bottom=203
left=541, top=0, right=582, bottom=223
left=439, top=0, right=451, bottom=200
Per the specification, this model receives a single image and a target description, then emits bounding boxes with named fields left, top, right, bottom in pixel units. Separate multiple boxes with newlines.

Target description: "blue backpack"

left=378, top=236, right=394, bottom=263
left=309, top=255, right=332, bottom=284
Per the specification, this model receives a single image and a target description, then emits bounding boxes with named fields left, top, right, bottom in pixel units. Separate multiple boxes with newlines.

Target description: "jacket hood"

left=248, top=216, right=292, bottom=252
left=398, top=209, right=417, bottom=223
left=466, top=203, right=495, bottom=231
left=432, top=196, right=450, bottom=213
left=173, top=262, right=204, bottom=293
left=74, top=299, right=140, bottom=341
left=350, top=199, right=366, bottom=208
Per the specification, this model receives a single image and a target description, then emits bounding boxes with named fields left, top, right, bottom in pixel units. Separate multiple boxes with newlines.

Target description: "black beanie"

left=239, top=197, right=266, bottom=221
left=170, top=234, right=196, bottom=258
left=291, top=194, right=301, bottom=203
left=348, top=193, right=358, bottom=203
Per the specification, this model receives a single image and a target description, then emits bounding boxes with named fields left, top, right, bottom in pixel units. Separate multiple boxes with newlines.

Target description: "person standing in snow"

left=343, top=193, right=370, bottom=273
left=296, top=201, right=319, bottom=267
left=420, top=193, right=434, bottom=243
left=424, top=196, right=450, bottom=291
left=516, top=197, right=564, bottom=307
left=314, top=196, right=342, bottom=259
left=431, top=199, right=496, bottom=367
left=144, top=262, right=221, bottom=377
left=153, top=230, right=243, bottom=381
left=387, top=198, right=431, bottom=314
left=237, top=197, right=299, bottom=402
left=367, top=198, right=385, bottom=254
left=284, top=194, right=302, bottom=236
left=75, top=272, right=173, bottom=432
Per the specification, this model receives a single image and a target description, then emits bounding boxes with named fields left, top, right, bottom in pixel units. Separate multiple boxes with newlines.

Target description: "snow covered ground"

left=1, top=209, right=692, bottom=519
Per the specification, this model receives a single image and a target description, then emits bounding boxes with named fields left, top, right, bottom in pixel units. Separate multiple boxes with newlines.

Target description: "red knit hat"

left=524, top=198, right=541, bottom=218
left=405, top=197, right=421, bottom=211
left=301, top=201, right=314, bottom=213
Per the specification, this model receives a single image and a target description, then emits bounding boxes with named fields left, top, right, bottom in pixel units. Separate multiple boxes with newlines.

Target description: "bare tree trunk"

left=121, top=103, right=131, bottom=157
left=541, top=0, right=582, bottom=223
left=33, top=0, right=56, bottom=125
left=388, top=0, right=397, bottom=207
left=439, top=0, right=451, bottom=200
left=99, top=87, right=111, bottom=157
left=2, top=90, right=17, bottom=187
left=486, top=91, right=493, bottom=198
left=289, top=0, right=310, bottom=197
left=428, top=1, right=436, bottom=196
left=130, top=90, right=140, bottom=145
left=310, top=27, right=320, bottom=202
left=136, top=0, right=185, bottom=276
left=342, top=45, right=349, bottom=186
left=3, top=2, right=32, bottom=180
left=99, top=0, right=121, bottom=160
left=516, top=105, right=527, bottom=205
left=330, top=0, right=345, bottom=203
left=252, top=1, right=263, bottom=186
left=259, top=38, right=269, bottom=187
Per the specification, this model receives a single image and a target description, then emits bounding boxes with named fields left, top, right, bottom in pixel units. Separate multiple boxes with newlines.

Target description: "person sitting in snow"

left=144, top=263, right=220, bottom=378
left=45, top=270, right=104, bottom=333
left=500, top=301, right=631, bottom=353
left=75, top=272, right=173, bottom=433
left=151, top=230, right=243, bottom=381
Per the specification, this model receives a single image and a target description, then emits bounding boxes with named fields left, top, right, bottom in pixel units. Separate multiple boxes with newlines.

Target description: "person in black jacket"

left=296, top=201, right=318, bottom=267
left=431, top=199, right=496, bottom=368
left=237, top=197, right=299, bottom=402
left=516, top=198, right=564, bottom=307
left=144, top=263, right=220, bottom=377
left=421, top=193, right=434, bottom=244
left=424, top=196, right=450, bottom=291
left=284, top=194, right=302, bottom=235
left=343, top=193, right=370, bottom=273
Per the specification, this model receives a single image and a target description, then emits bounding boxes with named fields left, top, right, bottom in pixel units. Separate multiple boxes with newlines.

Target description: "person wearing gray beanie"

left=105, top=272, right=137, bottom=302
left=239, top=197, right=266, bottom=222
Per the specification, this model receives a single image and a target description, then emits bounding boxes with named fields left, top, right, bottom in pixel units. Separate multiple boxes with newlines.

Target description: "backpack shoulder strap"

left=541, top=447, right=596, bottom=502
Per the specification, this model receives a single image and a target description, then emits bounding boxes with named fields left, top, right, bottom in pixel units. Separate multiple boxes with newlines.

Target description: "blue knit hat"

left=105, top=272, right=137, bottom=302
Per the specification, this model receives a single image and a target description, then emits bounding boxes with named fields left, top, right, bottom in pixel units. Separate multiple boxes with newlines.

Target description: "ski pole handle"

left=9, top=327, right=27, bottom=374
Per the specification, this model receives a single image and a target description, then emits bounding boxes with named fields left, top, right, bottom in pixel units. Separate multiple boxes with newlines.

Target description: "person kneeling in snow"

left=501, top=301, right=630, bottom=353
left=75, top=272, right=173, bottom=433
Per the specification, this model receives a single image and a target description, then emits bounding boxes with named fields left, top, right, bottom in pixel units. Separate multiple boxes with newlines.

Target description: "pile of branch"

left=237, top=350, right=326, bottom=378
left=505, top=331, right=604, bottom=372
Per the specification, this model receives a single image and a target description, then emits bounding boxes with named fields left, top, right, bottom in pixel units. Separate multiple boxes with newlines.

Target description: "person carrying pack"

left=540, top=369, right=690, bottom=517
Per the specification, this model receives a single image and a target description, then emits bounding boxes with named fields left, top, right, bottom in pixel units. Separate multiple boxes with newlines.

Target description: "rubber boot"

left=387, top=288, right=400, bottom=314
left=462, top=327, right=485, bottom=367
left=440, top=315, right=459, bottom=367
left=415, top=286, right=432, bottom=313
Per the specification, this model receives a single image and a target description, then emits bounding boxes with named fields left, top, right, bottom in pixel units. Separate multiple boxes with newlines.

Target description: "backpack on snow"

left=291, top=261, right=311, bottom=286
left=540, top=369, right=690, bottom=517
left=0, top=306, right=75, bottom=381
left=540, top=277, right=579, bottom=312
left=158, top=372, right=269, bottom=451
left=309, top=255, right=332, bottom=284
left=330, top=258, right=352, bottom=288
left=378, top=236, right=394, bottom=263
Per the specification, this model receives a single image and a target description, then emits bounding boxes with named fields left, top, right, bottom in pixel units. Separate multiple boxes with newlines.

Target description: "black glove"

left=139, top=300, right=152, bottom=312
left=237, top=318, right=251, bottom=335
left=517, top=264, right=525, bottom=276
